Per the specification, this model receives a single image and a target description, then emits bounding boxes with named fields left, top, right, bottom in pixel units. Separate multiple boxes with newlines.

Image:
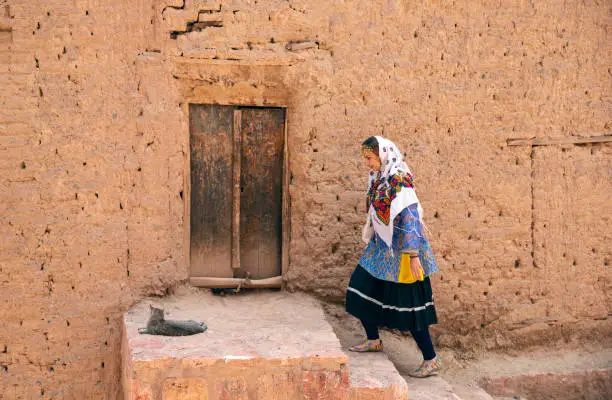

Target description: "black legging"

left=360, top=320, right=436, bottom=360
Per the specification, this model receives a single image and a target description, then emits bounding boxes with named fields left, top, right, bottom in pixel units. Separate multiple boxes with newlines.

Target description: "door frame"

left=185, top=103, right=290, bottom=288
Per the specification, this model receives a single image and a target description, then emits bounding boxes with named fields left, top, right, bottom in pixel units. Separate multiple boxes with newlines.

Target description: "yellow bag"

left=398, top=254, right=424, bottom=284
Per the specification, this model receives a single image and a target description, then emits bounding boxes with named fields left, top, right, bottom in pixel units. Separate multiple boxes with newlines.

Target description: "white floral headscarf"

left=366, top=136, right=424, bottom=248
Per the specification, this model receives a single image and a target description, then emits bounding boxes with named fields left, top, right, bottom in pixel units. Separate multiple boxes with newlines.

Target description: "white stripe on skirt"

left=347, top=287, right=434, bottom=312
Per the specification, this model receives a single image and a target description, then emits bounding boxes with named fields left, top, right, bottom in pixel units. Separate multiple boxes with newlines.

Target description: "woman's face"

left=363, top=150, right=382, bottom=171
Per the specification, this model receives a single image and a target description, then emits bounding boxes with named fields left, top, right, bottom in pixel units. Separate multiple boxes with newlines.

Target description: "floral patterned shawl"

left=366, top=136, right=424, bottom=248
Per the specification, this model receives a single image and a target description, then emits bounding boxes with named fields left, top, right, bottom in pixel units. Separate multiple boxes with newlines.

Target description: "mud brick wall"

left=0, top=0, right=610, bottom=398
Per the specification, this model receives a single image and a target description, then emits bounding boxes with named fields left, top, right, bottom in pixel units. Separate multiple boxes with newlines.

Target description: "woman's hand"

left=410, top=256, right=424, bottom=280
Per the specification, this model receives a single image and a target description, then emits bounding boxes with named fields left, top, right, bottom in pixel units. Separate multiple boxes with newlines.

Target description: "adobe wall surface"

left=0, top=0, right=610, bottom=398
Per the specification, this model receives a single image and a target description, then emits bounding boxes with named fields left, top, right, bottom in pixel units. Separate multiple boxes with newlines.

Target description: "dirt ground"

left=321, top=302, right=612, bottom=400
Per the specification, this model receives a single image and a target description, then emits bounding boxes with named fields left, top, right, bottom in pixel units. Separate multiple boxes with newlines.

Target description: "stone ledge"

left=122, top=289, right=350, bottom=399
left=480, top=368, right=612, bottom=400
left=349, top=353, right=408, bottom=400
left=122, top=288, right=411, bottom=399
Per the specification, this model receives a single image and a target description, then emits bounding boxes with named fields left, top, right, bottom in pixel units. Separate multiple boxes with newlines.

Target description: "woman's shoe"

left=407, top=356, right=442, bottom=378
left=348, top=339, right=383, bottom=352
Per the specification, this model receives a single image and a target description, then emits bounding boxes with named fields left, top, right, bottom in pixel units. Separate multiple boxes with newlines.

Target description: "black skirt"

left=345, top=265, right=438, bottom=332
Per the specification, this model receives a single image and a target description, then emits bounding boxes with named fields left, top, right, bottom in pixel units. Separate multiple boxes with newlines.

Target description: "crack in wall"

left=166, top=4, right=223, bottom=39
left=530, top=148, right=537, bottom=268
left=170, top=18, right=223, bottom=39
left=162, top=0, right=185, bottom=13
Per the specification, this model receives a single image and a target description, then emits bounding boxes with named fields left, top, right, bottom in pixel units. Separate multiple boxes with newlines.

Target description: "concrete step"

left=322, top=301, right=473, bottom=400
left=122, top=289, right=349, bottom=399
left=443, top=383, right=495, bottom=400
left=122, top=288, right=406, bottom=399
left=348, top=352, right=408, bottom=400
left=403, top=375, right=464, bottom=400
left=437, top=346, right=612, bottom=400
left=481, top=369, right=612, bottom=400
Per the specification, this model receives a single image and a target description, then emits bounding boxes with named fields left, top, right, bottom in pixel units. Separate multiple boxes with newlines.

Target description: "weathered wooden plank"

left=282, top=114, right=290, bottom=278
left=239, top=107, right=285, bottom=279
left=507, top=135, right=612, bottom=147
left=232, top=110, right=242, bottom=270
left=189, top=275, right=282, bottom=289
left=189, top=104, right=234, bottom=278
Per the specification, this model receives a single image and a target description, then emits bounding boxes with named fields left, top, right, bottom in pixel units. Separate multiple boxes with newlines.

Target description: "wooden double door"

left=189, top=104, right=286, bottom=281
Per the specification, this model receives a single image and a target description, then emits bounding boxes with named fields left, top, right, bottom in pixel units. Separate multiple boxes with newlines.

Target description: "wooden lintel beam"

left=507, top=135, right=612, bottom=147
left=190, top=276, right=283, bottom=289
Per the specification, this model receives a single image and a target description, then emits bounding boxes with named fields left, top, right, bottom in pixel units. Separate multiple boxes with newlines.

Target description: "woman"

left=346, top=136, right=441, bottom=378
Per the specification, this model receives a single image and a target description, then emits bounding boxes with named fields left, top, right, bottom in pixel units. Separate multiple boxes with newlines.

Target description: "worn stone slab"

left=404, top=375, right=463, bottom=400
left=122, top=289, right=349, bottom=399
left=480, top=369, right=612, bottom=400
left=348, top=352, right=408, bottom=400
